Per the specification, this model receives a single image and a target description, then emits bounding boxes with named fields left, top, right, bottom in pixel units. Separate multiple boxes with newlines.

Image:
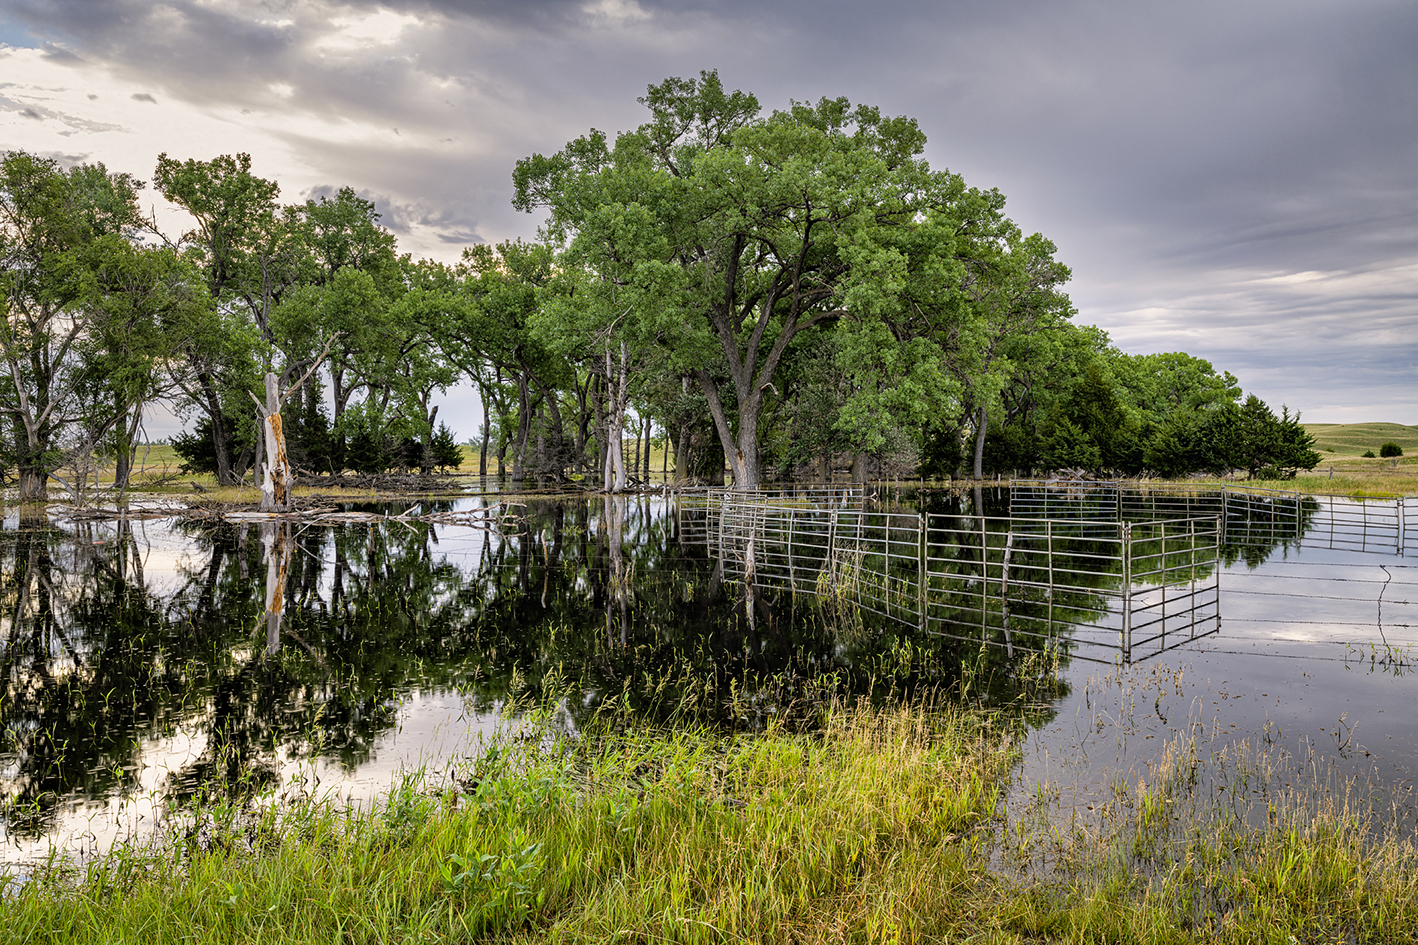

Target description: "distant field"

left=1304, top=422, right=1418, bottom=456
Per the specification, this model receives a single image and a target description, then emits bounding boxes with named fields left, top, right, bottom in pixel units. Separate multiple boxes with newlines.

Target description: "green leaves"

left=513, top=72, right=1036, bottom=486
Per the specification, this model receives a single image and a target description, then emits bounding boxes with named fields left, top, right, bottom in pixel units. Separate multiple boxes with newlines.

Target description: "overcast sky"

left=1, top=0, right=1415, bottom=439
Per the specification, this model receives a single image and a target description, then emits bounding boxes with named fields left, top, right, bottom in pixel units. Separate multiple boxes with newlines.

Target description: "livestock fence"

left=1008, top=481, right=1414, bottom=557
left=677, top=488, right=1221, bottom=664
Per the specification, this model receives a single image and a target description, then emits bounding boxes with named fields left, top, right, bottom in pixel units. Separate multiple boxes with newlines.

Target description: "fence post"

left=1046, top=519, right=1054, bottom=641
left=1361, top=498, right=1370, bottom=552
left=788, top=505, right=797, bottom=593
left=1001, top=529, right=1015, bottom=657
left=1220, top=486, right=1228, bottom=546
left=918, top=513, right=927, bottom=630
left=1188, top=517, right=1197, bottom=642
left=1121, top=521, right=1132, bottom=663
left=1397, top=497, right=1405, bottom=557
left=716, top=492, right=727, bottom=556
left=1214, top=515, right=1223, bottom=634
left=1159, top=520, right=1167, bottom=649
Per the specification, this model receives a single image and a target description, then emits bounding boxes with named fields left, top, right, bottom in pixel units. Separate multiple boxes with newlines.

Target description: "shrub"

left=1040, top=417, right=1101, bottom=471
left=431, top=422, right=463, bottom=472
left=1362, top=450, right=1377, bottom=458
left=345, top=425, right=389, bottom=474
left=1380, top=442, right=1404, bottom=458
left=171, top=415, right=244, bottom=475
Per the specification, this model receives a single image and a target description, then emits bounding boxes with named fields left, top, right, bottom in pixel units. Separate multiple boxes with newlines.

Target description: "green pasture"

left=1305, top=422, right=1418, bottom=456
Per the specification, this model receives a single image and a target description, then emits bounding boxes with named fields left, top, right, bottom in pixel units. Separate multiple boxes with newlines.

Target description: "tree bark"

left=256, top=373, right=293, bottom=511
left=479, top=395, right=490, bottom=476
left=972, top=405, right=988, bottom=481
left=696, top=367, right=760, bottom=489
left=196, top=372, right=239, bottom=487
left=601, top=342, right=630, bottom=493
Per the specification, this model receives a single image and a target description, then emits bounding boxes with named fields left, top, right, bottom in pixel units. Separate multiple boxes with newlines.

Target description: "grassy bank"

left=7, top=702, right=1418, bottom=944
left=1304, top=422, right=1418, bottom=457
left=1219, top=453, right=1418, bottom=498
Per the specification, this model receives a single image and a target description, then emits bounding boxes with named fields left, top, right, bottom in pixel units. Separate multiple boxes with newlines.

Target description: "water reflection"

left=1, top=497, right=1013, bottom=859
left=1, top=486, right=1407, bottom=862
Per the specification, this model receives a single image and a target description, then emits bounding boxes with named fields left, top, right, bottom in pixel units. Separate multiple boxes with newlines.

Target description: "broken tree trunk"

left=250, top=336, right=339, bottom=513
left=257, top=373, right=293, bottom=512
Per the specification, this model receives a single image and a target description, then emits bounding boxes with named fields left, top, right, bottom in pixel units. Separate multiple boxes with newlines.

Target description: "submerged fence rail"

left=678, top=490, right=1221, bottom=664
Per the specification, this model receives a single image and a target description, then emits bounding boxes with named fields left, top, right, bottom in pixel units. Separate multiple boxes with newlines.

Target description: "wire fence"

left=678, top=489, right=1221, bottom=664
left=1009, top=481, right=1413, bottom=557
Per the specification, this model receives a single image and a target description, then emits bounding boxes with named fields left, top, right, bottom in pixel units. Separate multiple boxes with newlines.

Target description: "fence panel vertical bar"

left=1121, top=521, right=1132, bottom=663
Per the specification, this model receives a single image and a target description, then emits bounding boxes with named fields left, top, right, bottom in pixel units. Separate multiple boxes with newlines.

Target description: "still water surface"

left=2, top=487, right=1415, bottom=864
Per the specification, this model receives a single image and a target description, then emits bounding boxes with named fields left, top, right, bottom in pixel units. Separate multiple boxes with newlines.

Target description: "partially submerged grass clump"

left=1004, top=734, right=1418, bottom=943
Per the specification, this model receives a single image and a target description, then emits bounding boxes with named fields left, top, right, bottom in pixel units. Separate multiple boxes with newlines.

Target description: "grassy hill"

left=1304, top=422, right=1418, bottom=456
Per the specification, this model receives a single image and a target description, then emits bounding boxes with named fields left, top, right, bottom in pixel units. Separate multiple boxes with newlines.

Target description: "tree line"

left=0, top=71, right=1319, bottom=500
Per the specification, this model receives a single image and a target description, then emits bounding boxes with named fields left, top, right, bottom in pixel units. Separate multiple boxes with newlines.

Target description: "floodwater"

left=2, top=485, right=1415, bottom=865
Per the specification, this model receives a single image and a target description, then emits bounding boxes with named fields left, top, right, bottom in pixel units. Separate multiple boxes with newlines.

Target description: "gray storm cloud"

left=4, top=0, right=1415, bottom=420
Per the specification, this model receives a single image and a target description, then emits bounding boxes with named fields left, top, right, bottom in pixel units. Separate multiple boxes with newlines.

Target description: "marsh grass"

left=1245, top=455, right=1418, bottom=498
left=12, top=686, right=1418, bottom=943
left=11, top=653, right=1418, bottom=945
left=0, top=698, right=1013, bottom=943
left=1002, top=729, right=1418, bottom=944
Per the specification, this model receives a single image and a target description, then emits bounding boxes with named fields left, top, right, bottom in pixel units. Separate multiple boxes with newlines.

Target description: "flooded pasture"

left=2, top=483, right=1416, bottom=865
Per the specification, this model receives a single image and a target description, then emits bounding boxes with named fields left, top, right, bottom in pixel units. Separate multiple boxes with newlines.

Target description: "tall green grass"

left=1, top=701, right=1012, bottom=944
left=8, top=700, right=1418, bottom=943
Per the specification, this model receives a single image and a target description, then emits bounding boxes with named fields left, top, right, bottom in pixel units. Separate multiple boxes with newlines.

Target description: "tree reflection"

left=0, top=490, right=1315, bottom=844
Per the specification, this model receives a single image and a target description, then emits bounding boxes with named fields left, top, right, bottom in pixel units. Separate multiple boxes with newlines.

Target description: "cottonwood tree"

left=516, top=71, right=1038, bottom=489
left=945, top=228, right=1075, bottom=479
left=450, top=242, right=573, bottom=488
left=534, top=202, right=684, bottom=492
left=0, top=151, right=151, bottom=499
left=154, top=153, right=300, bottom=485
left=75, top=239, right=210, bottom=491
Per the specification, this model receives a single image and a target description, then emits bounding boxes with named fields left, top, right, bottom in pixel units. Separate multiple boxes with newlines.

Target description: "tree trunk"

left=257, top=373, right=294, bottom=511
left=113, top=398, right=135, bottom=492
left=419, top=403, right=438, bottom=475
left=972, top=405, right=988, bottom=481
left=18, top=460, right=47, bottom=501
left=511, top=375, right=532, bottom=489
left=851, top=452, right=873, bottom=484
left=590, top=374, right=608, bottom=484
left=628, top=420, right=639, bottom=482
left=197, top=373, right=239, bottom=487
left=603, top=406, right=627, bottom=493
left=479, top=395, right=490, bottom=477
left=697, top=367, right=761, bottom=489
left=114, top=407, right=142, bottom=493
left=530, top=378, right=565, bottom=483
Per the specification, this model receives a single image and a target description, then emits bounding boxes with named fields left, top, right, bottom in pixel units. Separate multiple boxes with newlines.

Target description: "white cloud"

left=312, top=9, right=423, bottom=52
